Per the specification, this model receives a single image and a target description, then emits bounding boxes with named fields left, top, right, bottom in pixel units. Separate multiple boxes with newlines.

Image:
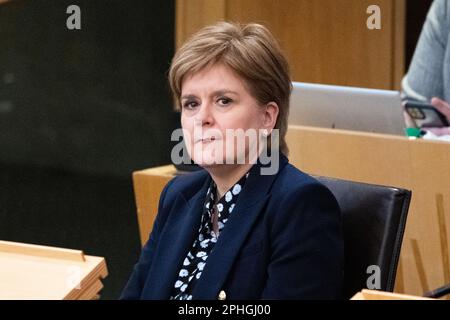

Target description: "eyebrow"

left=181, top=90, right=239, bottom=100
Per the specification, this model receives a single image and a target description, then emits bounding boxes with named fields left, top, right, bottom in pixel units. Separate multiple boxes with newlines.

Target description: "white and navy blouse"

left=170, top=172, right=250, bottom=300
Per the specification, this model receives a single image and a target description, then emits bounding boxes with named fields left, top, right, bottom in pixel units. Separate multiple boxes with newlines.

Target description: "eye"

left=182, top=100, right=199, bottom=110
left=217, top=97, right=232, bottom=106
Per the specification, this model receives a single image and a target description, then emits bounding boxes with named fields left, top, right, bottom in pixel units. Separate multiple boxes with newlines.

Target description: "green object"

left=405, top=127, right=423, bottom=138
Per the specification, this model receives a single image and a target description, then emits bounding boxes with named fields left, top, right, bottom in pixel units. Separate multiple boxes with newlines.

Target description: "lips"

left=196, top=136, right=217, bottom=143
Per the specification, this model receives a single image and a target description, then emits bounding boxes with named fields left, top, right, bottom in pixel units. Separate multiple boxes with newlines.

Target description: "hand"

left=403, top=110, right=416, bottom=128
left=423, top=97, right=450, bottom=136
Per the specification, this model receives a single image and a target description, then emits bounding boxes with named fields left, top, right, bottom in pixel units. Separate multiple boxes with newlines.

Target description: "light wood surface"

left=176, top=0, right=405, bottom=90
left=176, top=0, right=226, bottom=50
left=286, top=126, right=450, bottom=297
left=133, top=165, right=176, bottom=246
left=0, top=240, right=108, bottom=300
left=0, top=240, right=85, bottom=262
left=64, top=255, right=108, bottom=300
left=351, top=289, right=434, bottom=300
left=76, top=280, right=104, bottom=300
left=133, top=126, right=450, bottom=297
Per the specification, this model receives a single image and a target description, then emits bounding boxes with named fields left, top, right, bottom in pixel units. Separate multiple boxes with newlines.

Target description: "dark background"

left=0, top=0, right=176, bottom=299
left=0, top=0, right=433, bottom=299
left=405, top=0, right=434, bottom=70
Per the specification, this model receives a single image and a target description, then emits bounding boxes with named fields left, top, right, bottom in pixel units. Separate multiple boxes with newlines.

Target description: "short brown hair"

left=169, top=21, right=292, bottom=155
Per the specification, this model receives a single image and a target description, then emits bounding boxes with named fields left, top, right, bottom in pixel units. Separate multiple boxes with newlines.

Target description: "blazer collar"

left=143, top=174, right=211, bottom=299
left=192, top=153, right=289, bottom=299
left=145, top=153, right=289, bottom=299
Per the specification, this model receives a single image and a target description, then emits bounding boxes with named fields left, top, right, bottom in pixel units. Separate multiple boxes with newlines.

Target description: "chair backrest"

left=315, top=176, right=411, bottom=299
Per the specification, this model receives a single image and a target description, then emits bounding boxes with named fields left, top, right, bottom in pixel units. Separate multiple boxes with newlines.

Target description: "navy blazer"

left=121, top=154, right=344, bottom=300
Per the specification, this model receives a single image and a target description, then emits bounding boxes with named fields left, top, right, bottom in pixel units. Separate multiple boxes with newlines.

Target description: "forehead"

left=181, top=64, right=248, bottom=93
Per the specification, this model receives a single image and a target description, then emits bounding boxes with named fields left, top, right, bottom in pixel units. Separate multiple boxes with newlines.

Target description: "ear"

left=262, top=102, right=279, bottom=133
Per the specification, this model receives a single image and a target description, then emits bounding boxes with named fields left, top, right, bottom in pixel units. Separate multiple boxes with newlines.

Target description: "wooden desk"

left=351, top=289, right=434, bottom=300
left=133, top=164, right=176, bottom=250
left=132, top=125, right=450, bottom=297
left=0, top=240, right=108, bottom=300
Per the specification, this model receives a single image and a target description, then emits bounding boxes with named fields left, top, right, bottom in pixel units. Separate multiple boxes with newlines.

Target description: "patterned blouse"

left=170, top=172, right=250, bottom=300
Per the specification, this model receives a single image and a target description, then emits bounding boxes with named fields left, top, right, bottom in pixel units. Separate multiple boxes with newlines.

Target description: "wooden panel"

left=0, top=240, right=85, bottom=262
left=406, top=140, right=450, bottom=295
left=133, top=165, right=177, bottom=244
left=227, top=0, right=398, bottom=89
left=176, top=0, right=226, bottom=49
left=76, top=279, right=104, bottom=300
left=392, top=0, right=406, bottom=90
left=286, top=126, right=412, bottom=185
left=286, top=126, right=450, bottom=297
left=351, top=289, right=433, bottom=300
left=176, top=0, right=405, bottom=90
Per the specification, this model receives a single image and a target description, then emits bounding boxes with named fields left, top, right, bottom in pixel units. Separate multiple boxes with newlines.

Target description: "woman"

left=402, top=0, right=450, bottom=135
left=121, top=22, right=344, bottom=300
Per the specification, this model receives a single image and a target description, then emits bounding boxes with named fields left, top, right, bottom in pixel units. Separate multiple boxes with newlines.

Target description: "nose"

left=194, top=102, right=214, bottom=127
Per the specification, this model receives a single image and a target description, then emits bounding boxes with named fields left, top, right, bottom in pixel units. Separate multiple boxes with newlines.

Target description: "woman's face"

left=180, top=64, right=277, bottom=168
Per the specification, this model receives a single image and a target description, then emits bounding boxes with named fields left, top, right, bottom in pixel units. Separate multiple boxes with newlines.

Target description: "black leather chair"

left=315, top=176, right=412, bottom=299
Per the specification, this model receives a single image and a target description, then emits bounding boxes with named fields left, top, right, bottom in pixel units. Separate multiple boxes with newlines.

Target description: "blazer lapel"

left=192, top=154, right=288, bottom=299
left=143, top=174, right=211, bottom=299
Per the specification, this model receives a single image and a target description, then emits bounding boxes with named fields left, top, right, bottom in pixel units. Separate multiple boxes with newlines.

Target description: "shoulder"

left=433, top=0, right=449, bottom=19
left=428, top=0, right=450, bottom=31
left=266, top=162, right=341, bottom=228
left=160, top=169, right=209, bottom=204
left=266, top=163, right=342, bottom=240
left=272, top=163, right=337, bottom=204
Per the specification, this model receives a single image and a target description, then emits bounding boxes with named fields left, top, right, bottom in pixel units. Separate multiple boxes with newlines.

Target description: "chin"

left=197, top=163, right=224, bottom=171
left=191, top=152, right=221, bottom=167
left=196, top=154, right=245, bottom=170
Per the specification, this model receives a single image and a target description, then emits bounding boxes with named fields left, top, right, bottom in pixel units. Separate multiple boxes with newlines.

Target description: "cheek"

left=181, top=115, right=192, bottom=132
left=181, top=116, right=194, bottom=144
left=225, top=110, right=263, bottom=131
left=221, top=107, right=241, bottom=125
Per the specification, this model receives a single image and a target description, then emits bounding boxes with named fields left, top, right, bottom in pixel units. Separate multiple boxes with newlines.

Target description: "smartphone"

left=404, top=101, right=450, bottom=128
